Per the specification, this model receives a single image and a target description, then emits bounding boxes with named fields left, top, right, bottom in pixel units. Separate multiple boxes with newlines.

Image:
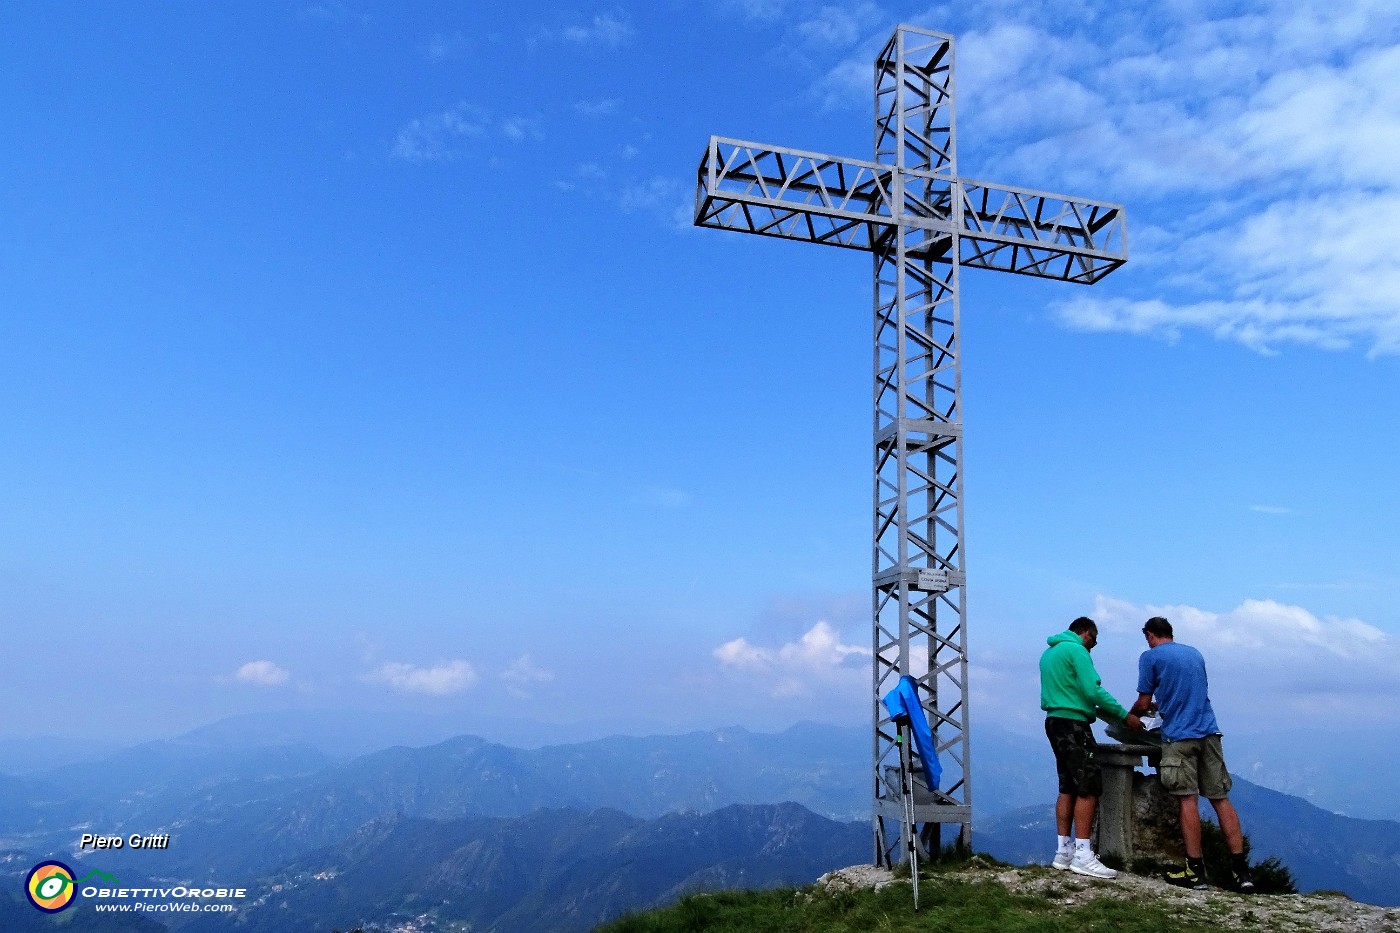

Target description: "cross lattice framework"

left=694, top=25, right=1127, bottom=861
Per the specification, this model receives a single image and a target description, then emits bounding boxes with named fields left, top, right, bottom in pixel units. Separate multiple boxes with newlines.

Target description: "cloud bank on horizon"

left=709, top=589, right=1400, bottom=739
left=953, top=593, right=1400, bottom=736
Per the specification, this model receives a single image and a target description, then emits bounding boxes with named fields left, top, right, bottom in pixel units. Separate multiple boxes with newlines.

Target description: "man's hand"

left=1124, top=713, right=1145, bottom=732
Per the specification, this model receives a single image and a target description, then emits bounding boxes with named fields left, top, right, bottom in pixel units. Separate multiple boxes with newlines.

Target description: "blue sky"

left=2, top=0, right=1398, bottom=758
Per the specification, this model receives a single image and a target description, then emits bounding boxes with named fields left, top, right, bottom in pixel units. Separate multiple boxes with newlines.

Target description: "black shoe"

left=1166, top=865, right=1209, bottom=890
left=1233, top=865, right=1255, bottom=892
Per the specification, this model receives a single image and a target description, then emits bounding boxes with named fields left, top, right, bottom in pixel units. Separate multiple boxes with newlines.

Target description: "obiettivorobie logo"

left=24, top=859, right=248, bottom=915
left=25, top=861, right=117, bottom=913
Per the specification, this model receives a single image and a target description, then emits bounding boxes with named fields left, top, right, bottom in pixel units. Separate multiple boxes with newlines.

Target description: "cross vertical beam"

left=871, top=28, right=972, bottom=859
left=694, top=22, right=1127, bottom=869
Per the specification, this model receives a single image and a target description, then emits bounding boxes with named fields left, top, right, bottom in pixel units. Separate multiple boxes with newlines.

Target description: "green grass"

left=596, top=868, right=1250, bottom=933
left=597, top=828, right=1302, bottom=933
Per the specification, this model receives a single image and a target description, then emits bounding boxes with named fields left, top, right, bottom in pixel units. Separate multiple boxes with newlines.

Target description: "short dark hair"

left=1143, top=616, right=1174, bottom=638
left=1068, top=616, right=1097, bottom=635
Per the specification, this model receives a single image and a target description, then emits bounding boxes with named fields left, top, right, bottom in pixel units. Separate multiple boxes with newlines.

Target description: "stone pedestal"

left=1094, top=742, right=1184, bottom=866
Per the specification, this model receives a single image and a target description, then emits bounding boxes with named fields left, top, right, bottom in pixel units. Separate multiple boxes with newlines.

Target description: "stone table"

left=1095, top=742, right=1184, bottom=866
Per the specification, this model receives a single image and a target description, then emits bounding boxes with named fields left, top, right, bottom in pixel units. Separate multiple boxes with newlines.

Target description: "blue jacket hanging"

left=882, top=674, right=942, bottom=790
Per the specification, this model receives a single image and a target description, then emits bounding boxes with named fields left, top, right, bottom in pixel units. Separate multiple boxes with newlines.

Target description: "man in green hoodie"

left=1040, top=616, right=1142, bottom=879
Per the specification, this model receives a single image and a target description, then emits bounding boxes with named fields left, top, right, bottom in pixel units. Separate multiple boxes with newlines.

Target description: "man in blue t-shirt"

left=1129, top=616, right=1254, bottom=892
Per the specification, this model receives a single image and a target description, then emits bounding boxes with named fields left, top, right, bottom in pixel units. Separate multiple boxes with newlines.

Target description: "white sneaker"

left=1069, top=852, right=1118, bottom=879
left=1052, top=848, right=1073, bottom=870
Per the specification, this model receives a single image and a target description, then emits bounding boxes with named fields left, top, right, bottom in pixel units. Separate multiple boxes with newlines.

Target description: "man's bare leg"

left=1073, top=795, right=1098, bottom=841
left=1178, top=793, right=1202, bottom=858
left=1209, top=797, right=1245, bottom=854
left=1056, top=793, right=1074, bottom=836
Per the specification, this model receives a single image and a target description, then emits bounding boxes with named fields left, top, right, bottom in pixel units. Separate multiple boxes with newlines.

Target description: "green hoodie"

left=1039, top=630, right=1129, bottom=723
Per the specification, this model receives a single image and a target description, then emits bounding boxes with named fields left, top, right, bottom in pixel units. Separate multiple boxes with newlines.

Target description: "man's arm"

left=1129, top=652, right=1160, bottom=721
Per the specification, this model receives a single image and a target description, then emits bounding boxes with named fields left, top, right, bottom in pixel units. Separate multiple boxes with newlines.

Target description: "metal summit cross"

left=693, top=24, right=1127, bottom=862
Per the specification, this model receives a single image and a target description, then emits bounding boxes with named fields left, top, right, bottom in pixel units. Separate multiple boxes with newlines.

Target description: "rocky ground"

left=815, top=858, right=1400, bottom=932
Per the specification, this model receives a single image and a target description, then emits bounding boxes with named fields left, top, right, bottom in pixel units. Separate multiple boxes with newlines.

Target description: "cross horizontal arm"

left=958, top=180, right=1127, bottom=284
left=695, top=137, right=893, bottom=251
left=695, top=137, right=1128, bottom=285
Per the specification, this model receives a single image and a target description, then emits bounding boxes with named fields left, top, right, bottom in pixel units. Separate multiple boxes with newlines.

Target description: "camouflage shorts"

left=1045, top=717, right=1103, bottom=798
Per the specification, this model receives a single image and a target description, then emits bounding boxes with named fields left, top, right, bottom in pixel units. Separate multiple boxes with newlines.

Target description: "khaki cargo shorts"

left=1159, top=733, right=1232, bottom=799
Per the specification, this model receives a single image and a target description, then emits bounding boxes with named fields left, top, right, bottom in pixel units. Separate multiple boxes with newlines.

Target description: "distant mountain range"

left=0, top=715, right=1397, bottom=931
left=179, top=803, right=867, bottom=933
left=0, top=722, right=874, bottom=882
left=1223, top=727, right=1400, bottom=822
left=0, top=717, right=1056, bottom=876
left=16, top=707, right=1388, bottom=817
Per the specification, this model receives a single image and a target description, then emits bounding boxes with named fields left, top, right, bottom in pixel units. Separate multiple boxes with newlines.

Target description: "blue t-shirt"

left=1137, top=641, right=1221, bottom=742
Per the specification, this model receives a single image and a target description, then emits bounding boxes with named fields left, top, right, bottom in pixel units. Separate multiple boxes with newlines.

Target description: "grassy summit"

left=597, top=854, right=1394, bottom=933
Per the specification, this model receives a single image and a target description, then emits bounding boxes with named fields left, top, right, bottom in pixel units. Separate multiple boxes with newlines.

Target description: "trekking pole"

left=899, top=722, right=919, bottom=910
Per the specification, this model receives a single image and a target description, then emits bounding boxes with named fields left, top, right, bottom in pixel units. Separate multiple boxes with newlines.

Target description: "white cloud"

left=1031, top=12, right=1400, bottom=355
left=620, top=176, right=676, bottom=211
left=365, top=660, right=478, bottom=695
left=501, top=655, right=555, bottom=697
left=538, top=11, right=634, bottom=48
left=500, top=116, right=543, bottom=142
left=619, top=175, right=694, bottom=231
left=794, top=4, right=884, bottom=48
left=391, top=102, right=489, bottom=163
left=1058, top=180, right=1400, bottom=354
left=1250, top=504, right=1292, bottom=515
left=391, top=105, right=545, bottom=162
left=714, top=637, right=771, bottom=668
left=719, top=0, right=791, bottom=21
left=813, top=57, right=872, bottom=112
left=777, top=621, right=869, bottom=666
left=234, top=660, right=290, bottom=687
left=713, top=621, right=868, bottom=697
left=965, top=590, right=1400, bottom=736
left=1089, top=594, right=1400, bottom=721
left=805, top=2, right=1400, bottom=355
left=1233, top=45, right=1400, bottom=187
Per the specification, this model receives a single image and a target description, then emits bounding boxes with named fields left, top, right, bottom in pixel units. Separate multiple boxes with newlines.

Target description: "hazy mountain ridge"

left=1224, top=728, right=1400, bottom=822
left=0, top=723, right=876, bottom=880
left=40, top=740, right=336, bottom=803
left=180, top=803, right=868, bottom=933
left=2, top=716, right=1398, bottom=931
left=0, top=715, right=1051, bottom=876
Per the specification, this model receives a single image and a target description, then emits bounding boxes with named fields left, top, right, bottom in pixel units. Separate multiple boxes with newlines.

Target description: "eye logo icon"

left=26, top=860, right=77, bottom=913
